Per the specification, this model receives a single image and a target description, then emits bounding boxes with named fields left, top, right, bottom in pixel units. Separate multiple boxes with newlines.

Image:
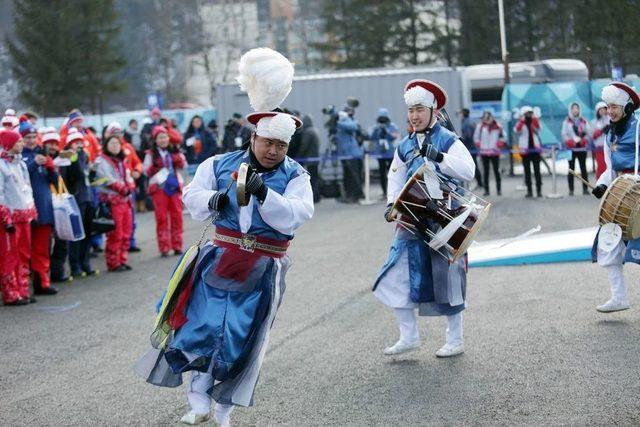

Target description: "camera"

left=346, top=97, right=359, bottom=109
left=377, top=115, right=390, bottom=125
left=322, top=104, right=336, bottom=116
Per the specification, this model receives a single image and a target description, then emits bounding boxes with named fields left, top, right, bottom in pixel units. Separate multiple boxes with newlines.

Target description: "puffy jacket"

left=474, top=120, right=505, bottom=156
left=22, top=147, right=58, bottom=225
left=561, top=116, right=591, bottom=149
left=514, top=117, right=542, bottom=153
left=335, top=116, right=363, bottom=158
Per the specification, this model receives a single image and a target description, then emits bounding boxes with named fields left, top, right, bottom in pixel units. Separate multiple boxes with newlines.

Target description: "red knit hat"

left=0, top=129, right=22, bottom=151
left=151, top=125, right=168, bottom=139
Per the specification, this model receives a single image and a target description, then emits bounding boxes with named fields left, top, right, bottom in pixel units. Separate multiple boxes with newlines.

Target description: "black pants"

left=303, top=162, right=321, bottom=203
left=50, top=238, right=69, bottom=281
left=568, top=151, right=588, bottom=193
left=481, top=155, right=501, bottom=194
left=341, top=159, right=364, bottom=201
left=378, top=158, right=392, bottom=197
left=522, top=153, right=542, bottom=195
left=69, top=201, right=94, bottom=274
left=472, top=155, right=483, bottom=187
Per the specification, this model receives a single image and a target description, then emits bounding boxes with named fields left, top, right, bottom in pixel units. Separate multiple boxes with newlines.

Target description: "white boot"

left=436, top=313, right=464, bottom=358
left=384, top=340, right=421, bottom=355
left=182, top=372, right=213, bottom=424
left=180, top=411, right=210, bottom=425
left=384, top=308, right=421, bottom=355
left=213, top=403, right=234, bottom=427
left=597, top=265, right=630, bottom=313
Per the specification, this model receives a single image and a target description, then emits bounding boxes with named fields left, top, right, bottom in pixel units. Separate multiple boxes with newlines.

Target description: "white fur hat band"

left=602, top=82, right=640, bottom=110
left=404, top=86, right=435, bottom=108
left=602, top=85, right=631, bottom=107
left=403, top=79, right=447, bottom=109
left=255, top=113, right=297, bottom=143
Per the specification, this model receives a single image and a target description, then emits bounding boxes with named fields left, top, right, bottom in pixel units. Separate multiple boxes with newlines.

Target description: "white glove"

left=338, top=111, right=349, bottom=120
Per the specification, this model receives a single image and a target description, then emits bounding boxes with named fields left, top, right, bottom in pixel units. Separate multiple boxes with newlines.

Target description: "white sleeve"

left=596, top=142, right=614, bottom=187
left=142, top=153, right=153, bottom=175
left=386, top=149, right=407, bottom=204
left=437, top=139, right=475, bottom=182
left=561, top=120, right=571, bottom=142
left=473, top=124, right=481, bottom=144
left=257, top=172, right=314, bottom=235
left=182, top=156, right=218, bottom=221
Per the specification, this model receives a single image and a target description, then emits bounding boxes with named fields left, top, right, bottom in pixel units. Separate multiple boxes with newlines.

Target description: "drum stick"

left=568, top=169, right=595, bottom=189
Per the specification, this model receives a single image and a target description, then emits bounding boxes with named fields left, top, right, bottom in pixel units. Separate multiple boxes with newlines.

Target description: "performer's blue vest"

left=213, top=150, right=306, bottom=240
left=607, top=115, right=639, bottom=172
left=397, top=122, right=458, bottom=177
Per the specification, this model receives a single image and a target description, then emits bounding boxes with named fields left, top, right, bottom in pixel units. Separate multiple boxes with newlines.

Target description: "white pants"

left=393, top=308, right=463, bottom=346
left=188, top=372, right=234, bottom=421
left=605, top=264, right=629, bottom=304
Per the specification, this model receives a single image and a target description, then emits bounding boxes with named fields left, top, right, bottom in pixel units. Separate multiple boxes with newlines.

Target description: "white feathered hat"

left=237, top=47, right=301, bottom=143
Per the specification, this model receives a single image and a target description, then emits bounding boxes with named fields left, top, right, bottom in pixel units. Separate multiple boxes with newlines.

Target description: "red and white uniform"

left=0, top=149, right=37, bottom=303
left=590, top=114, right=610, bottom=179
left=514, top=116, right=542, bottom=153
left=94, top=153, right=135, bottom=270
left=474, top=119, right=505, bottom=156
left=143, top=147, right=186, bottom=253
left=561, top=116, right=591, bottom=150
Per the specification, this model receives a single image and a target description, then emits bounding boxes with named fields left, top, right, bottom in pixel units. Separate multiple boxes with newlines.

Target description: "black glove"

left=208, top=192, right=230, bottom=211
left=421, top=143, right=444, bottom=163
left=245, top=167, right=268, bottom=203
left=602, top=124, right=611, bottom=134
left=384, top=204, right=395, bottom=222
left=5, top=223, right=15, bottom=234
left=592, top=184, right=607, bottom=199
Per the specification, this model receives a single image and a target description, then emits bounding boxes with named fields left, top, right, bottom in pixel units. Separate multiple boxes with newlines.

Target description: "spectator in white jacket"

left=474, top=110, right=504, bottom=196
left=561, top=102, right=591, bottom=195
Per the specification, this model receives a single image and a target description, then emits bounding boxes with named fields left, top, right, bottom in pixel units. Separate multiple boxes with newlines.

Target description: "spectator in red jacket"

left=93, top=136, right=135, bottom=272
left=143, top=126, right=186, bottom=257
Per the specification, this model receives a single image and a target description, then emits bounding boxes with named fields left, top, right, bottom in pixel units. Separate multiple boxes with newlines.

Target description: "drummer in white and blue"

left=591, top=82, right=640, bottom=313
left=373, top=80, right=475, bottom=358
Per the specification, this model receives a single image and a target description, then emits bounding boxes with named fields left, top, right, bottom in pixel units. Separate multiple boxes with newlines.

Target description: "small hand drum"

left=391, top=164, right=491, bottom=262
left=236, top=163, right=251, bottom=207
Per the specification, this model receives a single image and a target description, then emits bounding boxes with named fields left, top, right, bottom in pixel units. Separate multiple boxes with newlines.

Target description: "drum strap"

left=634, top=117, right=639, bottom=176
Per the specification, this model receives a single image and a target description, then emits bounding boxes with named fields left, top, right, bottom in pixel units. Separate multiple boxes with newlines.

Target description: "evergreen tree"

left=7, top=0, right=124, bottom=115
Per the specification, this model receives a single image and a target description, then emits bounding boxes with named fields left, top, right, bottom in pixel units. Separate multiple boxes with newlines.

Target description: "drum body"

left=599, top=175, right=640, bottom=240
left=392, top=165, right=490, bottom=262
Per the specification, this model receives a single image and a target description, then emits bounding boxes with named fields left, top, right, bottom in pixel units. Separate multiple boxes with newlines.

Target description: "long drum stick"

left=568, top=169, right=595, bottom=190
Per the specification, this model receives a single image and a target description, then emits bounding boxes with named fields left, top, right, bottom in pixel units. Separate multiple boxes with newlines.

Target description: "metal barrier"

left=184, top=145, right=601, bottom=202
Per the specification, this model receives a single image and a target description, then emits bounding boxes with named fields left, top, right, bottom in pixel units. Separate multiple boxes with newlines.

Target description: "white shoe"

left=180, top=411, right=210, bottom=425
left=383, top=340, right=421, bottom=355
left=435, top=343, right=464, bottom=358
left=213, top=414, right=231, bottom=427
left=596, top=299, right=630, bottom=313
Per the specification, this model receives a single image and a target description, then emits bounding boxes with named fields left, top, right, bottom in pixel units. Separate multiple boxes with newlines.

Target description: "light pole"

left=498, top=0, right=509, bottom=84
left=498, top=0, right=514, bottom=175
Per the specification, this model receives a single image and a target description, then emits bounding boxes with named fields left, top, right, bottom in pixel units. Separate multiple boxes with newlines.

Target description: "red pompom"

left=231, top=171, right=238, bottom=181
